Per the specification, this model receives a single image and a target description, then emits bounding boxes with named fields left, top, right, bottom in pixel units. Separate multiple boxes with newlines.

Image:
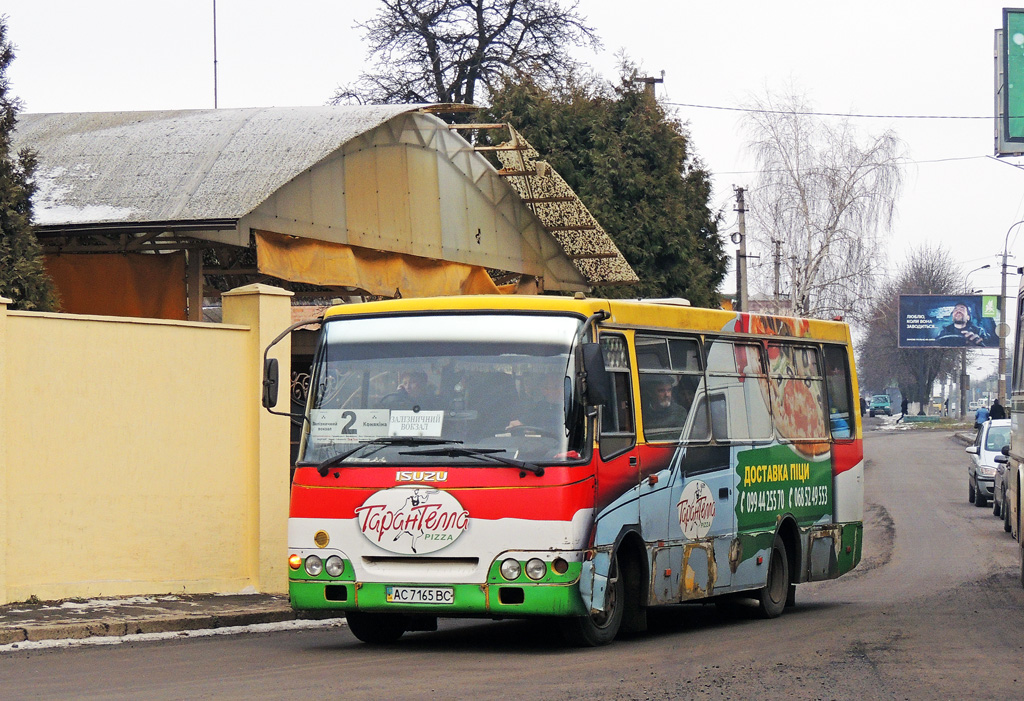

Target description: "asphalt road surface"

left=2, top=430, right=1022, bottom=700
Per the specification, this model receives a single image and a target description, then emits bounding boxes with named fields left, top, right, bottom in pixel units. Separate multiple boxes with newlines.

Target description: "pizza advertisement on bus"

left=766, top=342, right=829, bottom=456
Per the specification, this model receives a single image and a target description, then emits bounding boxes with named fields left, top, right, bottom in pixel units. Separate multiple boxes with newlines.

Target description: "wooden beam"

left=471, top=144, right=532, bottom=152
left=186, top=251, right=203, bottom=322
left=448, top=123, right=507, bottom=130
left=546, top=225, right=597, bottom=232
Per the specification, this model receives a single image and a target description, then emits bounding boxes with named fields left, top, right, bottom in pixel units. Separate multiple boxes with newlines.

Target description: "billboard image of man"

left=936, top=303, right=989, bottom=347
left=898, top=294, right=999, bottom=349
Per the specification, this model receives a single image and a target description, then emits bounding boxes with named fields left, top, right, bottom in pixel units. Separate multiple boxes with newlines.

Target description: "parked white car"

left=966, top=419, right=1011, bottom=508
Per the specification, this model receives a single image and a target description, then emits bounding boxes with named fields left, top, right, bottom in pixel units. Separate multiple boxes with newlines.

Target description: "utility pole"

left=999, top=248, right=1009, bottom=405
left=960, top=264, right=990, bottom=419
left=634, top=72, right=665, bottom=100
left=734, top=186, right=748, bottom=312
left=213, top=0, right=219, bottom=109
left=771, top=238, right=782, bottom=308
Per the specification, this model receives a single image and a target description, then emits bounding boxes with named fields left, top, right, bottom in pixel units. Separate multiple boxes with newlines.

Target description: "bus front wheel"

left=758, top=536, right=790, bottom=619
left=559, top=553, right=624, bottom=646
left=345, top=611, right=406, bottom=644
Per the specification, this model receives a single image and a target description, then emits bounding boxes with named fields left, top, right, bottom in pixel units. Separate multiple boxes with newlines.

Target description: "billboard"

left=996, top=13, right=1024, bottom=155
left=898, top=295, right=1000, bottom=348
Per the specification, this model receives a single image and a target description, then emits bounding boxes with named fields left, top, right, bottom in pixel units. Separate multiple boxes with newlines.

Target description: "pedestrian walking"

left=990, top=398, right=1006, bottom=420
left=896, top=397, right=909, bottom=424
left=975, top=404, right=990, bottom=429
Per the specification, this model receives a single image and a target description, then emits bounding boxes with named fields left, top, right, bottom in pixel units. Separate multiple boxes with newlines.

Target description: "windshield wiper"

left=312, top=437, right=462, bottom=476
left=399, top=446, right=544, bottom=476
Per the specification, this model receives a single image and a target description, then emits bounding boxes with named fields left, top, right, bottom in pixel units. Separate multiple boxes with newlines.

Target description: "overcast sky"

left=4, top=1, right=1023, bottom=378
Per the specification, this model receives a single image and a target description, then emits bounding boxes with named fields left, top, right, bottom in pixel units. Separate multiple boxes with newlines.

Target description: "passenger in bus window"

left=508, top=371, right=566, bottom=433
left=381, top=370, right=439, bottom=410
left=642, top=375, right=687, bottom=429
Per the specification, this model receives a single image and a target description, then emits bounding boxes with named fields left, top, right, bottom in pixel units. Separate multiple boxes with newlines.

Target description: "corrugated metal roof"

left=14, top=105, right=421, bottom=226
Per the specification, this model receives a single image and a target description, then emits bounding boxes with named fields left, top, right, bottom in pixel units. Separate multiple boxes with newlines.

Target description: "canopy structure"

left=14, top=105, right=636, bottom=320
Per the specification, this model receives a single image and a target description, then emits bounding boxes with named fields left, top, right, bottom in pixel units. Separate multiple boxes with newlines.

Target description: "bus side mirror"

left=581, top=343, right=611, bottom=406
left=262, top=358, right=279, bottom=408
left=1002, top=445, right=1010, bottom=457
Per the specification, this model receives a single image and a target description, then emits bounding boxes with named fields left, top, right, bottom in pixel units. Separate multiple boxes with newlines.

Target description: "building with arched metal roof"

left=14, top=105, right=636, bottom=320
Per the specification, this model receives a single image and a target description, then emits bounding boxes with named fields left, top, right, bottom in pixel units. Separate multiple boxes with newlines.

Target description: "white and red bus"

left=266, top=295, right=863, bottom=645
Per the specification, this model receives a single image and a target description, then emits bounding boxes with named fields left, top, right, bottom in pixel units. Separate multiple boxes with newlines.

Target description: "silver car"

left=966, top=419, right=1010, bottom=508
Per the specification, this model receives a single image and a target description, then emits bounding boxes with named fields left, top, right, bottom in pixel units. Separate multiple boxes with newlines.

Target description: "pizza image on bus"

left=767, top=342, right=829, bottom=456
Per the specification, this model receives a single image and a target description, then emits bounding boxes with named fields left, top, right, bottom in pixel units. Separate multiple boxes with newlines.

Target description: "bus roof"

left=321, top=295, right=852, bottom=343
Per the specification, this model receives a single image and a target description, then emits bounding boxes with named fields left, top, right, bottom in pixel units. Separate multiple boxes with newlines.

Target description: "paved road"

left=2, top=430, right=1022, bottom=700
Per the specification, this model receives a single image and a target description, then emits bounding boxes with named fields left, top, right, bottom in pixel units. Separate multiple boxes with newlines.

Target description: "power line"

left=714, top=154, right=993, bottom=176
left=665, top=100, right=990, bottom=120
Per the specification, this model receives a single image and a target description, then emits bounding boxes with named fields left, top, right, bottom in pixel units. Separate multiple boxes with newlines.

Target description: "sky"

left=4, top=0, right=1023, bottom=379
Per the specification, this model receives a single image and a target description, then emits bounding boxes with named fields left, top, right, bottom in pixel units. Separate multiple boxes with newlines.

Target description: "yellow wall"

left=0, top=284, right=293, bottom=604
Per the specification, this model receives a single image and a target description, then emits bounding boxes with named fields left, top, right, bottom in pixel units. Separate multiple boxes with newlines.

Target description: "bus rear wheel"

left=758, top=536, right=790, bottom=619
left=345, top=611, right=406, bottom=644
left=559, top=553, right=624, bottom=646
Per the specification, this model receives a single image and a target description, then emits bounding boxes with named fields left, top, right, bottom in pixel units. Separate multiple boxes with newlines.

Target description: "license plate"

left=385, top=586, right=454, bottom=604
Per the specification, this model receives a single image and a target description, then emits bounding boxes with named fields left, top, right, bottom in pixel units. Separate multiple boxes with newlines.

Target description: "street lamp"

left=960, top=264, right=991, bottom=419
left=999, top=221, right=1024, bottom=404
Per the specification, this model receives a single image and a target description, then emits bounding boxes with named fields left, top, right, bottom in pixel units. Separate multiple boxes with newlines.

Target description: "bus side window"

left=706, top=339, right=772, bottom=441
left=767, top=342, right=828, bottom=443
left=599, top=334, right=636, bottom=459
left=823, top=345, right=854, bottom=439
left=636, top=334, right=704, bottom=442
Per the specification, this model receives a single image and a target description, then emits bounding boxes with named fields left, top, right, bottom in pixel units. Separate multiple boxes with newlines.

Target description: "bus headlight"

left=325, top=555, right=345, bottom=577
left=500, top=558, right=521, bottom=580
left=304, top=555, right=323, bottom=577
left=525, top=558, right=547, bottom=580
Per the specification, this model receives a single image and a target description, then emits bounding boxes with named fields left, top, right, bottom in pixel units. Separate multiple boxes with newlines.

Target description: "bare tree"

left=333, top=0, right=600, bottom=105
left=743, top=90, right=905, bottom=321
left=859, top=245, right=962, bottom=407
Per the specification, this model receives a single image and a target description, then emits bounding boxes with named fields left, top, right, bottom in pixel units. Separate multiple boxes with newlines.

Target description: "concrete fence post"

left=222, top=284, right=293, bottom=593
left=0, top=296, right=10, bottom=603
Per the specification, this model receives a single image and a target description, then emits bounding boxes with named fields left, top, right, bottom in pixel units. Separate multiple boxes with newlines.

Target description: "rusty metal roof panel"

left=13, top=105, right=423, bottom=226
left=493, top=126, right=638, bottom=286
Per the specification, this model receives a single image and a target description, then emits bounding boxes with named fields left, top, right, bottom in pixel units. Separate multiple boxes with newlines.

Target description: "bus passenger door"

left=585, top=334, right=639, bottom=615
left=671, top=440, right=735, bottom=597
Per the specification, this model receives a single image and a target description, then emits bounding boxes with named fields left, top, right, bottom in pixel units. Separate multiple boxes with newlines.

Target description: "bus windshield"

left=298, top=313, right=585, bottom=467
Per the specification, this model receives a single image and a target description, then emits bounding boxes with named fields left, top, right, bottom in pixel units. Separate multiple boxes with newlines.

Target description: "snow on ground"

left=875, top=414, right=913, bottom=431
left=0, top=619, right=347, bottom=654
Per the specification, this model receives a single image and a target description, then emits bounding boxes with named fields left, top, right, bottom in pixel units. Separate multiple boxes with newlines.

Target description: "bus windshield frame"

left=297, top=312, right=588, bottom=468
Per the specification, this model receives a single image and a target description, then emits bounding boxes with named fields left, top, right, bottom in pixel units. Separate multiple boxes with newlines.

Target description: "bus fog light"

left=525, top=558, right=547, bottom=580
left=304, top=555, right=323, bottom=576
left=500, top=558, right=521, bottom=580
left=325, top=555, right=345, bottom=577
left=552, top=557, right=569, bottom=575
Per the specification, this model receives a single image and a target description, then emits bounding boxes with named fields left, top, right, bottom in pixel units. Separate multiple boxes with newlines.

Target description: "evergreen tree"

left=0, top=16, right=57, bottom=311
left=484, top=66, right=727, bottom=306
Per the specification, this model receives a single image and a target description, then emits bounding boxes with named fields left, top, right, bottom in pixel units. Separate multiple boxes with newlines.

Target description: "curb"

left=0, top=608, right=341, bottom=646
left=952, top=431, right=974, bottom=446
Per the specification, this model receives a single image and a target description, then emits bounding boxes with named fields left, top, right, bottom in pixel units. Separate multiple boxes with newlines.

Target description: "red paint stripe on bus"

left=832, top=440, right=863, bottom=475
